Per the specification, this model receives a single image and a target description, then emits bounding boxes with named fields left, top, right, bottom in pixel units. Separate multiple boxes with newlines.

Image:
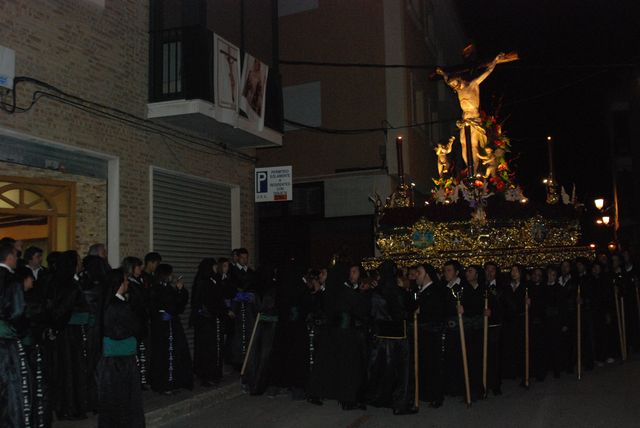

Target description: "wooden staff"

left=482, top=290, right=489, bottom=398
left=456, top=293, right=472, bottom=407
left=636, top=285, right=640, bottom=347
left=620, top=295, right=628, bottom=361
left=413, top=310, right=420, bottom=408
left=577, top=284, right=582, bottom=380
left=240, top=312, right=261, bottom=376
left=613, top=285, right=625, bottom=360
left=524, top=287, right=530, bottom=388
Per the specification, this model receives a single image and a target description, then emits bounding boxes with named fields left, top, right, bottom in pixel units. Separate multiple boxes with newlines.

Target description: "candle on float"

left=396, top=136, right=405, bottom=186
left=546, top=136, right=554, bottom=179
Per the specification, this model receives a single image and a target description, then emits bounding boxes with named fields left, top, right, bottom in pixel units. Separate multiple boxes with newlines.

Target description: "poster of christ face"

left=214, top=34, right=240, bottom=112
left=239, top=53, right=269, bottom=130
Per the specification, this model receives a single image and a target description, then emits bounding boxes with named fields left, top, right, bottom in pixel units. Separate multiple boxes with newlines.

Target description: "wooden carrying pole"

left=524, top=287, right=530, bottom=388
left=457, top=296, right=472, bottom=407
left=620, top=296, right=628, bottom=361
left=636, top=286, right=640, bottom=344
left=482, top=291, right=489, bottom=398
left=413, top=310, right=420, bottom=408
left=240, top=312, right=262, bottom=376
left=614, top=287, right=625, bottom=361
left=577, top=285, right=582, bottom=380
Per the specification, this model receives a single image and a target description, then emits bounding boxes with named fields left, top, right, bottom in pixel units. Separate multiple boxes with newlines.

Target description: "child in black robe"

left=96, top=269, right=145, bottom=427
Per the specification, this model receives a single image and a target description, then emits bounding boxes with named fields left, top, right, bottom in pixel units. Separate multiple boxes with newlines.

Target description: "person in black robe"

left=574, top=258, right=595, bottom=371
left=305, top=268, right=332, bottom=405
left=0, top=241, right=33, bottom=428
left=542, top=266, right=568, bottom=378
left=483, top=261, right=505, bottom=395
left=241, top=266, right=279, bottom=395
left=621, top=250, right=639, bottom=353
left=141, top=252, right=162, bottom=290
left=329, top=263, right=370, bottom=410
left=611, top=254, right=630, bottom=359
left=50, top=250, right=91, bottom=420
left=227, top=253, right=259, bottom=373
left=149, top=263, right=193, bottom=394
left=414, top=263, right=446, bottom=408
left=462, top=265, right=488, bottom=400
left=501, top=264, right=529, bottom=385
left=559, top=260, right=577, bottom=374
left=97, top=268, right=145, bottom=427
left=365, top=261, right=417, bottom=415
left=442, top=260, right=466, bottom=398
left=528, top=267, right=547, bottom=381
left=266, top=263, right=310, bottom=400
left=16, top=266, right=52, bottom=427
left=123, top=256, right=151, bottom=389
left=81, top=254, right=110, bottom=411
left=192, top=258, right=235, bottom=386
left=591, top=262, right=618, bottom=363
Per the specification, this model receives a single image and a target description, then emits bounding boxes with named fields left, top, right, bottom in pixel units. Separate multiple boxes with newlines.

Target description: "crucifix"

left=435, top=50, right=518, bottom=178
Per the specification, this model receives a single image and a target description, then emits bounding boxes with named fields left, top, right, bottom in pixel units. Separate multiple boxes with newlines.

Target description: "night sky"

left=454, top=0, right=640, bottom=204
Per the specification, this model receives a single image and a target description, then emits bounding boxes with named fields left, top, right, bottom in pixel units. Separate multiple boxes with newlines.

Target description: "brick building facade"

left=0, top=0, right=280, bottom=274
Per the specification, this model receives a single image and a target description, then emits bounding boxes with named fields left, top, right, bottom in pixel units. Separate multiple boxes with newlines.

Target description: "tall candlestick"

left=547, top=136, right=554, bottom=179
left=396, top=136, right=405, bottom=186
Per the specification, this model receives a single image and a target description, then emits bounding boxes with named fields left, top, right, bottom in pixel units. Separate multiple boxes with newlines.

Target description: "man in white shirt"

left=24, top=246, right=45, bottom=281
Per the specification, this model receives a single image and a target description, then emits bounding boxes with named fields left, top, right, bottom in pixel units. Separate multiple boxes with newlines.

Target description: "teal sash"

left=68, top=312, right=90, bottom=325
left=259, top=314, right=278, bottom=322
left=103, top=336, right=137, bottom=357
left=0, top=320, right=17, bottom=339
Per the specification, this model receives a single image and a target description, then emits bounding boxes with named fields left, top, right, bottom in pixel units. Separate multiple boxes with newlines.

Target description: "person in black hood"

left=50, top=250, right=91, bottom=420
left=366, top=260, right=417, bottom=415
left=148, top=263, right=192, bottom=394
left=96, top=268, right=144, bottom=427
left=122, top=256, right=151, bottom=389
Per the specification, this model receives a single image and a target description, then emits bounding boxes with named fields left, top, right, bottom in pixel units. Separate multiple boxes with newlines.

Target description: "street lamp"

left=602, top=216, right=610, bottom=225
left=594, top=198, right=604, bottom=210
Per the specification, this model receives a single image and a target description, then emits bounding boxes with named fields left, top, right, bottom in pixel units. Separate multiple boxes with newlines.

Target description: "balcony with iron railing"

left=147, top=26, right=283, bottom=149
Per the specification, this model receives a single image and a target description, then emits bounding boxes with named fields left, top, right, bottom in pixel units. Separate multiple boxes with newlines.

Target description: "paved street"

left=160, top=359, right=640, bottom=428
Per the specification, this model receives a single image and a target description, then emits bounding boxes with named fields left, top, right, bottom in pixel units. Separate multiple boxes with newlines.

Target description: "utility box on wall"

left=0, top=45, right=15, bottom=89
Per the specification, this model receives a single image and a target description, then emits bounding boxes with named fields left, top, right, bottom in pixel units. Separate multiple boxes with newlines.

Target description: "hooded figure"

left=365, top=260, right=417, bottom=415
left=96, top=269, right=144, bottom=427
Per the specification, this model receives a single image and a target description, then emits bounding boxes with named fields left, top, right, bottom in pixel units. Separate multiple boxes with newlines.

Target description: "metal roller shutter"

left=152, top=168, right=232, bottom=351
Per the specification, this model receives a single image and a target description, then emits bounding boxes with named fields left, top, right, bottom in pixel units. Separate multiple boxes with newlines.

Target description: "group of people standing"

left=2, top=232, right=639, bottom=426
left=0, top=236, right=258, bottom=427
left=233, top=249, right=639, bottom=415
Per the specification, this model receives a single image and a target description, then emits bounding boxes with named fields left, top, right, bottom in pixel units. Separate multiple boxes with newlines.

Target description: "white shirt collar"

left=626, top=265, right=633, bottom=272
left=115, top=293, right=126, bottom=301
left=419, top=281, right=433, bottom=293
left=447, top=277, right=461, bottom=288
left=559, top=274, right=571, bottom=286
left=0, top=263, right=15, bottom=274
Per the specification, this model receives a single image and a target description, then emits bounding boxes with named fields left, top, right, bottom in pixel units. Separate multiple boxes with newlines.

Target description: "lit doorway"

left=0, top=176, right=76, bottom=252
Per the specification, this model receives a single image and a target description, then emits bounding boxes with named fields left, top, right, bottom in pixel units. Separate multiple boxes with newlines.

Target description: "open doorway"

left=0, top=176, right=76, bottom=252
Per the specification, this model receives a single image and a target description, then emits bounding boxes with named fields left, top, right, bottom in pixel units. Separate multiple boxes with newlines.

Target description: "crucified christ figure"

left=436, top=52, right=515, bottom=174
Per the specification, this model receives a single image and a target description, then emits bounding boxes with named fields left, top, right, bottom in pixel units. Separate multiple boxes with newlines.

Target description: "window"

left=278, top=0, right=318, bottom=17
left=283, top=81, right=322, bottom=131
left=162, top=40, right=182, bottom=95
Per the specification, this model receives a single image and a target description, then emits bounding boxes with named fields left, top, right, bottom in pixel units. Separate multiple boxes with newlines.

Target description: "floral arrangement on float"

left=431, top=111, right=526, bottom=208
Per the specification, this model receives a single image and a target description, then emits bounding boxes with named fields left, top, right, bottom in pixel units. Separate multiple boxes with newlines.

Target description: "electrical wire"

left=280, top=59, right=638, bottom=70
left=1, top=77, right=257, bottom=163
